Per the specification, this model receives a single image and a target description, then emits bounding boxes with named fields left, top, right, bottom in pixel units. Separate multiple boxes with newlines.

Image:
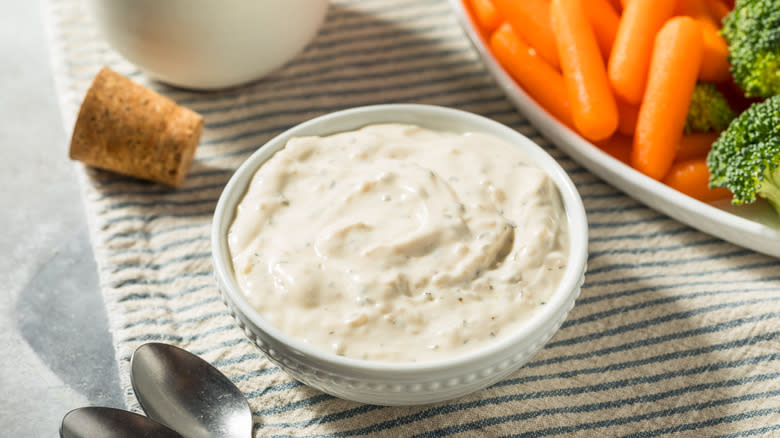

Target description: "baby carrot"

left=674, top=0, right=711, bottom=19
left=632, top=16, right=703, bottom=180
left=675, top=0, right=731, bottom=82
left=616, top=99, right=639, bottom=136
left=706, top=0, right=731, bottom=22
left=586, top=0, right=620, bottom=61
left=489, top=23, right=574, bottom=127
left=550, top=0, right=618, bottom=141
left=675, top=132, right=720, bottom=162
left=594, top=133, right=632, bottom=164
left=608, top=0, right=677, bottom=105
left=607, top=0, right=623, bottom=13
left=696, top=19, right=731, bottom=82
left=468, top=0, right=501, bottom=34
left=492, top=0, right=560, bottom=69
left=662, top=158, right=731, bottom=202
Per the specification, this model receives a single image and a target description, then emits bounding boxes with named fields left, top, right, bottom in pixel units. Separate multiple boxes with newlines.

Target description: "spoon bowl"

left=131, top=342, right=253, bottom=438
left=60, top=406, right=183, bottom=438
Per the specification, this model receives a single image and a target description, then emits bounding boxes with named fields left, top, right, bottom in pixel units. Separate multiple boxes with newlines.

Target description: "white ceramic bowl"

left=87, top=0, right=329, bottom=90
left=211, top=104, right=588, bottom=405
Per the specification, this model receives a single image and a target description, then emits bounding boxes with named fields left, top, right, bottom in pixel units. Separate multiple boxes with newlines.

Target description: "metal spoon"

left=131, top=342, right=253, bottom=438
left=60, top=406, right=184, bottom=438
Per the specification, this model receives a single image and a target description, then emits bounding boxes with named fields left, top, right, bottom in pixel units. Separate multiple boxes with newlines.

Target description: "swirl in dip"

left=228, top=124, right=569, bottom=362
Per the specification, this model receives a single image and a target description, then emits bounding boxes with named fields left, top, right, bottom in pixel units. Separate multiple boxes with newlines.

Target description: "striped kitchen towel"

left=43, top=0, right=780, bottom=436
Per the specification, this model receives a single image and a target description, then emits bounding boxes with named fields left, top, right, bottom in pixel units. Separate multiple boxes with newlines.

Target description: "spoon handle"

left=60, top=406, right=184, bottom=438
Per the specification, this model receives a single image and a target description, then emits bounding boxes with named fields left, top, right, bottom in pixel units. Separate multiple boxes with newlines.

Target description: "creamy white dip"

left=228, top=124, right=569, bottom=362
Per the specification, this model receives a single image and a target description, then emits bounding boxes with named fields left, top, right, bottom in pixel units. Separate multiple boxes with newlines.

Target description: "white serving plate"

left=449, top=0, right=780, bottom=259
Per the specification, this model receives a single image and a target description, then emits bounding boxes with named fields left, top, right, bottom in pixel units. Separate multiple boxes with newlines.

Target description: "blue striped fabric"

left=43, top=0, right=780, bottom=436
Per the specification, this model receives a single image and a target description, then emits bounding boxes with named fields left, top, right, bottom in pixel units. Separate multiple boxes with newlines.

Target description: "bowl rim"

left=211, top=103, right=588, bottom=374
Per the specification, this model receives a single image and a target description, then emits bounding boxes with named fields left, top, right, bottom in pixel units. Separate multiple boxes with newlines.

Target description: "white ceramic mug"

left=87, top=0, right=330, bottom=90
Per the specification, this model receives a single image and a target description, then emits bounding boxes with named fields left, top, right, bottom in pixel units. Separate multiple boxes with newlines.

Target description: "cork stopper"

left=69, top=67, right=204, bottom=187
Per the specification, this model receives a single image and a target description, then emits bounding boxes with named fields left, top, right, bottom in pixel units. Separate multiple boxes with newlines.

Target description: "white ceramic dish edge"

left=211, top=104, right=588, bottom=405
left=449, top=0, right=780, bottom=259
left=87, top=0, right=330, bottom=90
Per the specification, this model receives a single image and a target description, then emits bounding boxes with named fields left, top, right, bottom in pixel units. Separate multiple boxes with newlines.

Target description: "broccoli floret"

left=707, top=95, right=780, bottom=215
left=685, top=83, right=736, bottom=133
left=721, top=0, right=780, bottom=98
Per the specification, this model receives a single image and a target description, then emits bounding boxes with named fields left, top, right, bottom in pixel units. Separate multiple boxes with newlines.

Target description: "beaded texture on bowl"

left=216, top=266, right=585, bottom=405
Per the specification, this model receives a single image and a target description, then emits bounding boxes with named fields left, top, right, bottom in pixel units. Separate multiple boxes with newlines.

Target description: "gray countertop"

left=1, top=1, right=124, bottom=435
